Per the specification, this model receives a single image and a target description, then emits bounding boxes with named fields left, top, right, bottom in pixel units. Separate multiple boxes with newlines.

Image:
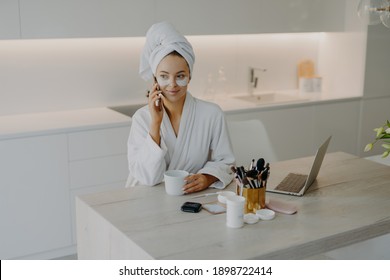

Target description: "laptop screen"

left=301, top=136, right=332, bottom=193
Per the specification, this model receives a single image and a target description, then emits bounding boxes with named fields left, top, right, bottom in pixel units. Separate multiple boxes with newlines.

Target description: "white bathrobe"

left=126, top=93, right=235, bottom=188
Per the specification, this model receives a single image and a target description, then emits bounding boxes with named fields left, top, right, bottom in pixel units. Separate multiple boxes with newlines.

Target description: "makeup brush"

left=256, top=158, right=265, bottom=171
left=246, top=169, right=258, bottom=178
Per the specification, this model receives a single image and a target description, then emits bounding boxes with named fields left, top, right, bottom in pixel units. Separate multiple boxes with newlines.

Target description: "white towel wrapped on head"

left=139, top=21, right=195, bottom=81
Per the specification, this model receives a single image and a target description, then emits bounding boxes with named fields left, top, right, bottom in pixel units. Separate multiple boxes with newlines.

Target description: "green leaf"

left=381, top=150, right=390, bottom=158
left=387, top=120, right=390, bottom=127
left=374, top=127, right=384, bottom=138
left=381, top=143, right=390, bottom=150
left=364, top=143, right=373, bottom=152
left=376, top=127, right=384, bottom=137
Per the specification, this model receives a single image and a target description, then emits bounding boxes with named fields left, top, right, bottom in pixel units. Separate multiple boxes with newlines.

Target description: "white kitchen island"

left=76, top=152, right=390, bottom=259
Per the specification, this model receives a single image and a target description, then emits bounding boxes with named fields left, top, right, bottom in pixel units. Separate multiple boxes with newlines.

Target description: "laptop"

left=267, top=136, right=332, bottom=197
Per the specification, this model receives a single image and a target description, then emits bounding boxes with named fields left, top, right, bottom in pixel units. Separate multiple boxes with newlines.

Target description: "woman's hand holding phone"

left=154, top=83, right=162, bottom=111
left=148, top=82, right=164, bottom=145
left=148, top=82, right=163, bottom=115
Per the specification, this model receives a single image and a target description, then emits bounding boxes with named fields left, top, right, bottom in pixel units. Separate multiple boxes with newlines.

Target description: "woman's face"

left=155, top=54, right=190, bottom=103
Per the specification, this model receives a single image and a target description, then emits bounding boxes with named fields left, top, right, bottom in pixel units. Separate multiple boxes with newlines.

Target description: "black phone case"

left=181, top=202, right=202, bottom=213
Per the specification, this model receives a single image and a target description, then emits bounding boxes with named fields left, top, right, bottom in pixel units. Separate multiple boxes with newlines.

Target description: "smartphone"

left=154, top=77, right=162, bottom=111
left=181, top=202, right=202, bottom=213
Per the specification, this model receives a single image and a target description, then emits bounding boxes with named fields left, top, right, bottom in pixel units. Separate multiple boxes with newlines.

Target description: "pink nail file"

left=266, top=199, right=298, bottom=215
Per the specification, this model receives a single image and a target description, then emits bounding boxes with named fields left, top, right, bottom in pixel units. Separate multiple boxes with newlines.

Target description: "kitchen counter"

left=106, top=92, right=362, bottom=117
left=76, top=152, right=390, bottom=259
left=214, top=93, right=361, bottom=114
left=0, top=107, right=131, bottom=140
left=0, top=93, right=360, bottom=139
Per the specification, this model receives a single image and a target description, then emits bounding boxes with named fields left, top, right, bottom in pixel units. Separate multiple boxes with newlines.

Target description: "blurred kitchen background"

left=1, top=0, right=390, bottom=260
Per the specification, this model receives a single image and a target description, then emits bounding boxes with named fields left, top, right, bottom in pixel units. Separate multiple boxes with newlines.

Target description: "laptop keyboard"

left=275, top=173, right=308, bottom=193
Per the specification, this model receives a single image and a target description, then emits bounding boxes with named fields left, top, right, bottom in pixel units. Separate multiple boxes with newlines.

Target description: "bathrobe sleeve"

left=197, top=105, right=235, bottom=189
left=127, top=108, right=168, bottom=186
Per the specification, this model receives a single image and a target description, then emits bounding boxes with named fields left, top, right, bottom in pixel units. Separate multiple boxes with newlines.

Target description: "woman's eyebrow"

left=158, top=70, right=187, bottom=74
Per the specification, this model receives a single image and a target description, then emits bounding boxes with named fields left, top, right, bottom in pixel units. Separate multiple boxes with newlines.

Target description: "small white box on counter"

left=299, top=77, right=322, bottom=93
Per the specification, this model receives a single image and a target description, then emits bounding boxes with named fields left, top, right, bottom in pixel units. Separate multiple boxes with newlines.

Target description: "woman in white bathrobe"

left=126, top=22, right=235, bottom=193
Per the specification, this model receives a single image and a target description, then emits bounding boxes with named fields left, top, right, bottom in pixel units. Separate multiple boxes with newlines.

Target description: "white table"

left=76, top=152, right=390, bottom=259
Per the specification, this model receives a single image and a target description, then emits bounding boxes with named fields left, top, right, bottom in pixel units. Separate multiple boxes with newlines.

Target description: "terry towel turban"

left=139, top=21, right=195, bottom=81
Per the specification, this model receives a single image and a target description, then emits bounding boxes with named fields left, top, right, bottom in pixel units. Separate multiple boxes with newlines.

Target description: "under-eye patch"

left=157, top=76, right=189, bottom=87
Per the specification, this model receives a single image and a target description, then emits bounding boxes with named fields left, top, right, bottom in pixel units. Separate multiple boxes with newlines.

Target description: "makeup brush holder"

left=242, top=188, right=266, bottom=214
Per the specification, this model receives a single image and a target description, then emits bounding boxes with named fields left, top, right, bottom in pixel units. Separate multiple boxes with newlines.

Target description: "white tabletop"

left=76, top=152, right=390, bottom=259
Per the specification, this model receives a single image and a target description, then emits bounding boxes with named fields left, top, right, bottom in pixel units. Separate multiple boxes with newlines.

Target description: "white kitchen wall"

left=318, top=32, right=367, bottom=99
left=0, top=37, right=146, bottom=116
left=0, top=31, right=365, bottom=116
left=192, top=33, right=321, bottom=98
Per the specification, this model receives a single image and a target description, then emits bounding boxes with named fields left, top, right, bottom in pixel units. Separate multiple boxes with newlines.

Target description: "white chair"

left=227, top=119, right=278, bottom=167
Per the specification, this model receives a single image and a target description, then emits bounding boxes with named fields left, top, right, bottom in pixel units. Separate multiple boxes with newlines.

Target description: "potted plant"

left=364, top=120, right=390, bottom=158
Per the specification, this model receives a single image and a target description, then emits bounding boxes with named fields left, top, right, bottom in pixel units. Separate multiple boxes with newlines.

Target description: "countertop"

left=0, top=107, right=131, bottom=140
left=0, top=93, right=360, bottom=140
left=215, top=93, right=361, bottom=114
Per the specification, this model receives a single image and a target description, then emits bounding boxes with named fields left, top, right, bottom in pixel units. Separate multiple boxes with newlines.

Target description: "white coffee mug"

left=164, top=170, right=189, bottom=195
left=226, top=196, right=245, bottom=228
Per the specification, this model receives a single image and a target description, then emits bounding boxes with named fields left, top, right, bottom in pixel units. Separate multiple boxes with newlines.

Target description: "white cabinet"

left=68, top=126, right=130, bottom=161
left=359, top=24, right=390, bottom=156
left=0, top=120, right=131, bottom=259
left=156, top=0, right=346, bottom=35
left=0, top=0, right=20, bottom=39
left=312, top=100, right=361, bottom=156
left=0, top=134, right=72, bottom=259
left=67, top=126, right=130, bottom=244
left=363, top=25, right=390, bottom=99
left=17, top=0, right=346, bottom=39
left=68, top=126, right=129, bottom=190
left=19, top=0, right=154, bottom=39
